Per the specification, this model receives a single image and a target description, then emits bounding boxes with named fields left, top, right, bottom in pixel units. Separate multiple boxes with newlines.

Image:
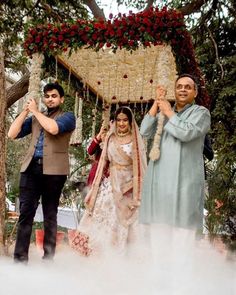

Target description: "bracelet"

left=94, top=137, right=101, bottom=143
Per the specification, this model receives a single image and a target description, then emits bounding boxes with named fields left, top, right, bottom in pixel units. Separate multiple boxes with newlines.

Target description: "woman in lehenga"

left=71, top=106, right=147, bottom=256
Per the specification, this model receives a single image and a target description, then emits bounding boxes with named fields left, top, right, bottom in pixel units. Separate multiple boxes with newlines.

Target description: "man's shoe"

left=42, top=254, right=54, bottom=261
left=14, top=257, right=28, bottom=265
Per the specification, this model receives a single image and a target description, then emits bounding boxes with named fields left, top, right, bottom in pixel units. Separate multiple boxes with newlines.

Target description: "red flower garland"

left=24, top=7, right=210, bottom=107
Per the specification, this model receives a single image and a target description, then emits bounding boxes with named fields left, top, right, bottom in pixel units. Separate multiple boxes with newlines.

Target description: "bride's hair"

left=114, top=106, right=133, bottom=125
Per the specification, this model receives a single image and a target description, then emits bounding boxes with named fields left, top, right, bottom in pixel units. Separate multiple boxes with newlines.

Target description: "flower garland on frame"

left=27, top=53, right=44, bottom=105
left=149, top=45, right=177, bottom=161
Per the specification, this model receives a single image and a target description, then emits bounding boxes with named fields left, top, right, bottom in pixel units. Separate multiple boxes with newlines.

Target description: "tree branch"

left=198, top=0, right=218, bottom=27
left=143, top=0, right=155, bottom=11
left=83, top=0, right=105, bottom=19
left=205, top=25, right=224, bottom=79
left=179, top=0, right=207, bottom=15
left=6, top=71, right=30, bottom=108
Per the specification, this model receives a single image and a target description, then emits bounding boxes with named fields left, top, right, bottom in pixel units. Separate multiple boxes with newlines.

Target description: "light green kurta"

left=139, top=104, right=211, bottom=230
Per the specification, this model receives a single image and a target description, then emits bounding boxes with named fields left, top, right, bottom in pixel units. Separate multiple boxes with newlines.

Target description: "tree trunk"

left=0, top=45, right=7, bottom=255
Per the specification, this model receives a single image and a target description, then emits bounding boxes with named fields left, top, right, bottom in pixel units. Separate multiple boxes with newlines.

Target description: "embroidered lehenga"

left=71, top=108, right=147, bottom=256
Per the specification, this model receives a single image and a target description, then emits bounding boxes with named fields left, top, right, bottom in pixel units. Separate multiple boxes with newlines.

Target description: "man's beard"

left=47, top=106, right=59, bottom=115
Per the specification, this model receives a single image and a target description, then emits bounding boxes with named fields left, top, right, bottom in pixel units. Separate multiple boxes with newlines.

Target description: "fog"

left=0, top=225, right=235, bottom=295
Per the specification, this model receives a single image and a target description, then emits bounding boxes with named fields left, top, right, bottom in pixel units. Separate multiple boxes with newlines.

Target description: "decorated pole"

left=0, top=45, right=7, bottom=254
left=149, top=45, right=177, bottom=161
left=27, top=53, right=44, bottom=103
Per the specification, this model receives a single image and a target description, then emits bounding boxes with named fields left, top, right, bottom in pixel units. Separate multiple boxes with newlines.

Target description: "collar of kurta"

left=173, top=103, right=193, bottom=114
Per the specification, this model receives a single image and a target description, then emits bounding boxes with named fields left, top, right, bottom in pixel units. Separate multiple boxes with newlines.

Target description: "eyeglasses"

left=176, top=84, right=194, bottom=90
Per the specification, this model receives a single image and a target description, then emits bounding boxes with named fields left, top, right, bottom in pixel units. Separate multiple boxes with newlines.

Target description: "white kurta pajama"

left=139, top=104, right=211, bottom=230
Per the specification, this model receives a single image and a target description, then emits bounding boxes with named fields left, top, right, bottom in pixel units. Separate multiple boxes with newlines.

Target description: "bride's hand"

left=84, top=194, right=90, bottom=205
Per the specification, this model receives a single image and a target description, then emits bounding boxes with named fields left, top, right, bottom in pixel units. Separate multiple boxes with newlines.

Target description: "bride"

left=71, top=106, right=147, bottom=256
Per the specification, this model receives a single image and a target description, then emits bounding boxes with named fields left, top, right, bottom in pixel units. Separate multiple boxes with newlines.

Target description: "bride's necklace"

left=116, top=130, right=131, bottom=137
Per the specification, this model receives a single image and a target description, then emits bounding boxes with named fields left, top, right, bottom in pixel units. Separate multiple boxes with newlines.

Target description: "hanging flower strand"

left=70, top=92, right=83, bottom=145
left=91, top=95, right=99, bottom=138
left=77, top=95, right=83, bottom=144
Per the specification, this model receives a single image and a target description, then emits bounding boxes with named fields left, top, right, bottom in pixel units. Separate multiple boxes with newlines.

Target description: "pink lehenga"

left=71, top=108, right=147, bottom=256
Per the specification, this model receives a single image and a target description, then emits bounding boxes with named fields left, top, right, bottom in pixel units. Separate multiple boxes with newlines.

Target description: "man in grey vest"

left=8, top=82, right=76, bottom=263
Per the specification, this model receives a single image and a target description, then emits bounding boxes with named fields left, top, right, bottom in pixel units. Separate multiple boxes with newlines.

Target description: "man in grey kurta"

left=139, top=74, right=211, bottom=230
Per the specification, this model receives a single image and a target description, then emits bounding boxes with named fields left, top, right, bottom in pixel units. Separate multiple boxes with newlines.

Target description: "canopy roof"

left=58, top=44, right=176, bottom=104
left=24, top=7, right=210, bottom=107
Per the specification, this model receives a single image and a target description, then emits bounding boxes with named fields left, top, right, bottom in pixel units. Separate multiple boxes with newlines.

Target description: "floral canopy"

left=24, top=7, right=210, bottom=108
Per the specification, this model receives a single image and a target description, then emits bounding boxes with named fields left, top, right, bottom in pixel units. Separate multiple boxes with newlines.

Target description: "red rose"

left=117, top=29, right=123, bottom=37
left=62, top=29, right=68, bottom=35
left=92, top=33, right=98, bottom=40
left=71, top=24, right=78, bottom=31
left=35, top=36, right=41, bottom=43
left=28, top=37, right=34, bottom=43
left=128, top=40, right=135, bottom=46
left=51, top=36, right=57, bottom=42
left=109, top=30, right=115, bottom=37
left=30, top=29, right=37, bottom=36
left=139, top=26, right=145, bottom=32
left=81, top=35, right=88, bottom=42
left=53, top=27, right=59, bottom=33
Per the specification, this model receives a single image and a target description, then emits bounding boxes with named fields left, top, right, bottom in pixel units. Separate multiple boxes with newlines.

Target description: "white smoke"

left=0, top=225, right=235, bottom=295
